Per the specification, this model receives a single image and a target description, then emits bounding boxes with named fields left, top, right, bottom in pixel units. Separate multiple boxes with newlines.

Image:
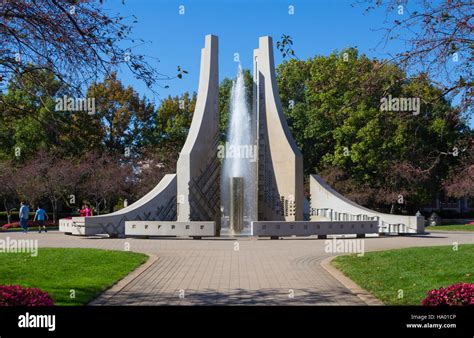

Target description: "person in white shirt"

left=19, top=201, right=29, bottom=233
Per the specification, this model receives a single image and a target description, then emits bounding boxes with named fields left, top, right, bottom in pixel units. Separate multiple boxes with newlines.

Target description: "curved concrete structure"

left=60, top=35, right=220, bottom=238
left=59, top=35, right=422, bottom=239
left=254, top=36, right=304, bottom=221
left=60, top=174, right=177, bottom=236
left=177, top=35, right=220, bottom=227
left=310, top=175, right=425, bottom=233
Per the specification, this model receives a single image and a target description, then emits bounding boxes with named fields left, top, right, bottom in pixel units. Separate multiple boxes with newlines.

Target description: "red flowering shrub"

left=0, top=285, right=55, bottom=306
left=422, top=282, right=474, bottom=306
left=1, top=221, right=56, bottom=231
left=1, top=222, right=20, bottom=230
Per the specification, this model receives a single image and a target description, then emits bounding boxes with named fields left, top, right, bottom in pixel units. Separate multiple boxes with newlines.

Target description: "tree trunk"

left=3, top=199, right=11, bottom=224
left=390, top=204, right=396, bottom=214
left=50, top=198, right=57, bottom=224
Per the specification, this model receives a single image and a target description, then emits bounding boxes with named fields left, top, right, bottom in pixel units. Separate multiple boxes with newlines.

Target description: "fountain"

left=229, top=177, right=244, bottom=233
left=220, top=66, right=257, bottom=236
left=59, top=35, right=424, bottom=238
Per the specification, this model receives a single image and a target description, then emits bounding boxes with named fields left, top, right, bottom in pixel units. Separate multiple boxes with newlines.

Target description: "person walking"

left=19, top=201, right=29, bottom=233
left=33, top=205, right=49, bottom=233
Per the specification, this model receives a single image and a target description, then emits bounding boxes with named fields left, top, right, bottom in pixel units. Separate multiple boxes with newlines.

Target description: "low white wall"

left=252, top=220, right=378, bottom=236
left=126, top=221, right=215, bottom=237
left=310, top=175, right=425, bottom=233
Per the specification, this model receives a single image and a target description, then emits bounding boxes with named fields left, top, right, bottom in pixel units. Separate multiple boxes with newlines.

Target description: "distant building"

left=422, top=193, right=473, bottom=214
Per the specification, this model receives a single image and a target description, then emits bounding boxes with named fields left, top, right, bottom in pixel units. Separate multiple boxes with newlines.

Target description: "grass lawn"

left=332, top=244, right=474, bottom=305
left=426, top=224, right=474, bottom=232
left=0, top=248, right=147, bottom=305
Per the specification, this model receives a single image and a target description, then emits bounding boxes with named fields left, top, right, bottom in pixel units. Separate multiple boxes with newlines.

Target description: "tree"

left=276, top=34, right=299, bottom=60
left=15, top=161, right=46, bottom=212
left=87, top=72, right=156, bottom=156
left=134, top=91, right=196, bottom=192
left=151, top=92, right=196, bottom=148
left=0, top=161, right=17, bottom=223
left=18, top=151, right=81, bottom=223
left=0, top=68, right=103, bottom=161
left=0, top=0, right=178, bottom=99
left=358, top=0, right=473, bottom=116
left=276, top=48, right=469, bottom=212
left=444, top=138, right=474, bottom=198
left=80, top=152, right=134, bottom=214
left=134, top=146, right=175, bottom=198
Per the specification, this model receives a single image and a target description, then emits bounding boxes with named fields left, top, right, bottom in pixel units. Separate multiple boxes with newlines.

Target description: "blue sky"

left=103, top=0, right=471, bottom=127
left=105, top=0, right=403, bottom=98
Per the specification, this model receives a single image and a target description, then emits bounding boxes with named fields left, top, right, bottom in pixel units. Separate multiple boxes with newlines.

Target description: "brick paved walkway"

left=1, top=231, right=472, bottom=305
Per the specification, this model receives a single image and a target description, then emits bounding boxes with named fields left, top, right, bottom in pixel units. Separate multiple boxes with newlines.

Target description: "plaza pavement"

left=1, top=230, right=472, bottom=305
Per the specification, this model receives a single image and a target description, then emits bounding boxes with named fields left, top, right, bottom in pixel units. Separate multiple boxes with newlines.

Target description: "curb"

left=88, top=253, right=158, bottom=306
left=320, top=256, right=384, bottom=306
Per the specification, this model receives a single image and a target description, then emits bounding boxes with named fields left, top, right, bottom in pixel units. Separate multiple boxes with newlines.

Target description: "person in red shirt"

left=80, top=204, right=93, bottom=217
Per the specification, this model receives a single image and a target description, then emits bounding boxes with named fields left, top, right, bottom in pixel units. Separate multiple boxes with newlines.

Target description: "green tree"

left=276, top=48, right=469, bottom=212
left=0, top=161, right=17, bottom=224
left=153, top=92, right=196, bottom=147
left=131, top=92, right=197, bottom=197
left=87, top=72, right=156, bottom=156
left=0, top=68, right=103, bottom=161
left=142, top=91, right=196, bottom=166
